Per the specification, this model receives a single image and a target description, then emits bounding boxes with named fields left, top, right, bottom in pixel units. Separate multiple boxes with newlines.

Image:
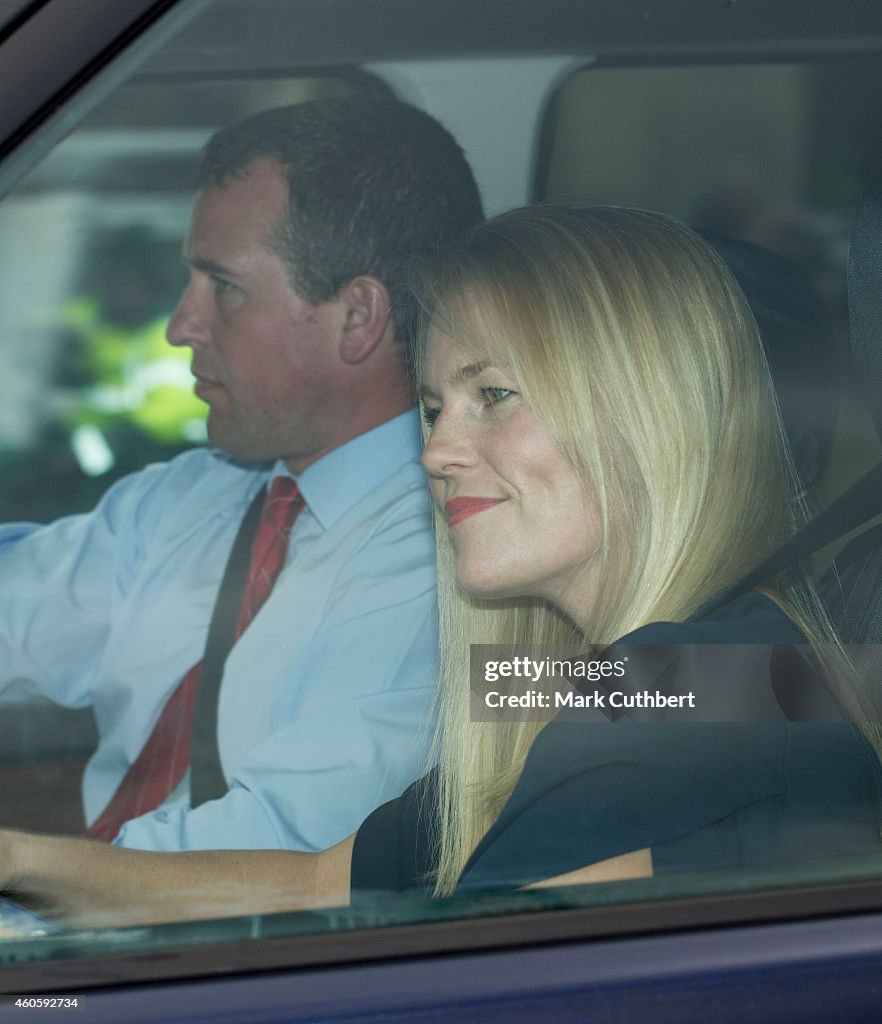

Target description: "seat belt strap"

left=190, top=484, right=267, bottom=805
left=691, top=459, right=882, bottom=620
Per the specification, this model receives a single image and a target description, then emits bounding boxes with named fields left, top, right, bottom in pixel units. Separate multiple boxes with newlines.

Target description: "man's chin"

left=206, top=417, right=250, bottom=459
left=206, top=418, right=278, bottom=465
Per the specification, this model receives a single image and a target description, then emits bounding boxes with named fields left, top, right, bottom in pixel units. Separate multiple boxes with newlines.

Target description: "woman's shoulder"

left=351, top=770, right=439, bottom=896
left=618, top=590, right=804, bottom=647
left=456, top=593, right=881, bottom=892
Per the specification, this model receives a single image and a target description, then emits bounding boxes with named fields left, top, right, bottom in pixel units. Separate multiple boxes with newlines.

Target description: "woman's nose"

left=421, top=412, right=476, bottom=477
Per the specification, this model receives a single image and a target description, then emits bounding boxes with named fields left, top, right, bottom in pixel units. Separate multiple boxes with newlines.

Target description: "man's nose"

left=166, top=282, right=209, bottom=349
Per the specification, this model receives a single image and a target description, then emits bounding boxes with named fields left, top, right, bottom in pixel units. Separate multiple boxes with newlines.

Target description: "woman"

left=1, top=206, right=878, bottom=927
left=353, top=204, right=881, bottom=897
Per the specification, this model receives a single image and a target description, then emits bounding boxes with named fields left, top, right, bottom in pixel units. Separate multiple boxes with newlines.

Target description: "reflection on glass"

left=0, top=0, right=880, bottom=995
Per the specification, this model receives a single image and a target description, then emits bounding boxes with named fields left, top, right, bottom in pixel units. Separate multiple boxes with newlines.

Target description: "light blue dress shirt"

left=0, top=411, right=438, bottom=852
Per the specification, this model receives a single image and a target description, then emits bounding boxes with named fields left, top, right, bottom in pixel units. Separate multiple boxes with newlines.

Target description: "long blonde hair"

left=416, top=206, right=854, bottom=895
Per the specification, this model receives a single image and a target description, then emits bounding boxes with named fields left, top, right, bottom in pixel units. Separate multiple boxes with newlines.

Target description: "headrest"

left=703, top=232, right=839, bottom=493
left=847, top=183, right=882, bottom=444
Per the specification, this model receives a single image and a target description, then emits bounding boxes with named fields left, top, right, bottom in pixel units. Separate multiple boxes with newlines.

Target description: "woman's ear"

left=338, top=276, right=393, bottom=365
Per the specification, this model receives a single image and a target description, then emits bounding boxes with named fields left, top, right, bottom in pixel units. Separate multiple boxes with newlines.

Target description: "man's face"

left=167, top=158, right=347, bottom=472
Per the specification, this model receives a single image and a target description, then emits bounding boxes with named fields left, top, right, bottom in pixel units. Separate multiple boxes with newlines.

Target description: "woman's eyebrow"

left=456, top=361, right=489, bottom=382
left=419, top=362, right=488, bottom=404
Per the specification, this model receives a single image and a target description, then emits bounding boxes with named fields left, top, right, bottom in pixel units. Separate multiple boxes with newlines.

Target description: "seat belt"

left=692, top=459, right=882, bottom=621
left=846, top=183, right=882, bottom=440
left=191, top=484, right=267, bottom=806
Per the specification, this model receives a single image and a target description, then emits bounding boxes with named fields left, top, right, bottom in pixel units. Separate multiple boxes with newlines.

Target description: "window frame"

left=2, top=0, right=882, bottom=1008
left=0, top=0, right=180, bottom=166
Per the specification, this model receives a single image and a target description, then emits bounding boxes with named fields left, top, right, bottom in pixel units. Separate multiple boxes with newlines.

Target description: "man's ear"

left=338, top=276, right=393, bottom=365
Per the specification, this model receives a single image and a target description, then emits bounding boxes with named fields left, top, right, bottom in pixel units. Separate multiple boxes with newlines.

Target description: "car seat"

left=703, top=231, right=839, bottom=501
left=821, top=183, right=882, bottom=645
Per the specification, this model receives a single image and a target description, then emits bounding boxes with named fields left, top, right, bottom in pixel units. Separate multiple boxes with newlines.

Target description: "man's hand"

left=0, top=829, right=30, bottom=904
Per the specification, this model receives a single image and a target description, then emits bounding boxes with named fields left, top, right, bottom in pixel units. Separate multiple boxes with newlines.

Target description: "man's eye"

left=213, top=278, right=235, bottom=297
left=481, top=387, right=514, bottom=406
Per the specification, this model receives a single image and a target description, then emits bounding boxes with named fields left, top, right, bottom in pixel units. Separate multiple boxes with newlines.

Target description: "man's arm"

left=0, top=829, right=355, bottom=929
left=0, top=458, right=182, bottom=708
left=0, top=826, right=653, bottom=931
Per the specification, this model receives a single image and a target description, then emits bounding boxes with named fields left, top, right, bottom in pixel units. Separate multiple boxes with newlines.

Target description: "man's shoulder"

left=119, top=447, right=264, bottom=496
left=97, top=448, right=267, bottom=530
left=299, top=411, right=428, bottom=531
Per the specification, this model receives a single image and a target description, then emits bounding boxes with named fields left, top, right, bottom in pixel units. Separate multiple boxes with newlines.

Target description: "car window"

left=0, top=0, right=32, bottom=34
left=541, top=61, right=882, bottom=507
left=0, top=0, right=881, bottom=1001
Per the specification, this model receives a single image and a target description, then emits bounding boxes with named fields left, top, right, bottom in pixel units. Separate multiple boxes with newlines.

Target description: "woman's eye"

left=481, top=386, right=514, bottom=406
left=422, top=405, right=441, bottom=430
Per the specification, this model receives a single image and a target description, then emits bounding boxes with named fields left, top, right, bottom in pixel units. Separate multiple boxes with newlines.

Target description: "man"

left=0, top=97, right=483, bottom=852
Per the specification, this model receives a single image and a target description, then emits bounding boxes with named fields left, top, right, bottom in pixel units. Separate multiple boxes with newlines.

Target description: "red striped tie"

left=84, top=477, right=304, bottom=842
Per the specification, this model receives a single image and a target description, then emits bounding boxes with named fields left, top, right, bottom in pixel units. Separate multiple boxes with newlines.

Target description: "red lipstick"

left=445, top=497, right=506, bottom=527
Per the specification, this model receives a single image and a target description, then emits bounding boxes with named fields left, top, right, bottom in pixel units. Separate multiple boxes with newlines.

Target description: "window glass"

left=0, top=0, right=32, bottom=34
left=0, top=0, right=880, bottom=995
left=541, top=62, right=882, bottom=502
left=2, top=74, right=354, bottom=522
left=0, top=24, right=362, bottom=849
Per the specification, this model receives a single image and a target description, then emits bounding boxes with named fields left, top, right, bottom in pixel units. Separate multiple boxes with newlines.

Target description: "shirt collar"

left=270, top=409, right=423, bottom=531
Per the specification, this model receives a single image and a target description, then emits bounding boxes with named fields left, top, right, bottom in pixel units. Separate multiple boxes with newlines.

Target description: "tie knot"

left=263, top=476, right=304, bottom=534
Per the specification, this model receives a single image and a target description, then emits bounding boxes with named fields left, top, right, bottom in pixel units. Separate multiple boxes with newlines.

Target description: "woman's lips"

left=445, top=497, right=506, bottom=527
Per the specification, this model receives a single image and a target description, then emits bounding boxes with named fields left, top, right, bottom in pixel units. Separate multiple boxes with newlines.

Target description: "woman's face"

left=421, top=328, right=602, bottom=627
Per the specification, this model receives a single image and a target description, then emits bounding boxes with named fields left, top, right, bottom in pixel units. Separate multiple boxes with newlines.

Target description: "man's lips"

left=444, top=496, right=506, bottom=526
left=193, top=373, right=223, bottom=401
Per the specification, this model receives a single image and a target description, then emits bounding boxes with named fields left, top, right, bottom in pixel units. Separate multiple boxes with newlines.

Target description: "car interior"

left=0, top=0, right=881, bottom=1019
